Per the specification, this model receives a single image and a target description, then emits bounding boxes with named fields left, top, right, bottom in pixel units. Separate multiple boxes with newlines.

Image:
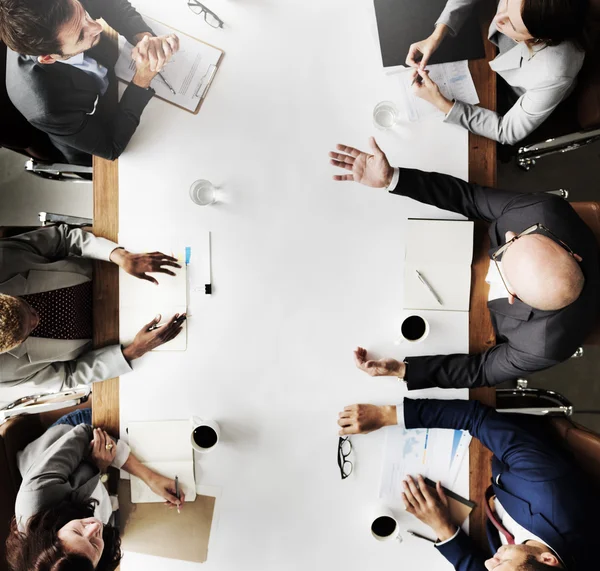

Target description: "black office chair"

left=0, top=42, right=92, bottom=181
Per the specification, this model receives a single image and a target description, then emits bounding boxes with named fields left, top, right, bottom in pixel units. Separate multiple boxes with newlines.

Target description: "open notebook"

left=127, top=420, right=196, bottom=504
left=404, top=219, right=474, bottom=312
left=119, top=260, right=187, bottom=351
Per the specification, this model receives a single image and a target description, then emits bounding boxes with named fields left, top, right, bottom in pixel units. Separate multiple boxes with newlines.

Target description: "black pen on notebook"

left=415, top=270, right=443, bottom=306
left=205, top=231, right=212, bottom=295
left=175, top=475, right=181, bottom=514
left=156, top=71, right=176, bottom=95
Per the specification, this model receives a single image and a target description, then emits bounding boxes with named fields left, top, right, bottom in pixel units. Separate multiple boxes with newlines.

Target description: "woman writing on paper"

left=6, top=409, right=184, bottom=571
left=406, top=0, right=588, bottom=145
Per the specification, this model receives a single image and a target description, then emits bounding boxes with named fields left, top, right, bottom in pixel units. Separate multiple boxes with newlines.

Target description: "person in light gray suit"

left=405, top=0, right=587, bottom=145
left=0, top=225, right=185, bottom=406
left=7, top=409, right=184, bottom=571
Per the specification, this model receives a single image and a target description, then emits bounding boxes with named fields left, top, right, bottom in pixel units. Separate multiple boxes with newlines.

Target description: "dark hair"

left=6, top=500, right=122, bottom=571
left=519, top=554, right=565, bottom=571
left=0, top=0, right=75, bottom=55
left=521, top=0, right=588, bottom=47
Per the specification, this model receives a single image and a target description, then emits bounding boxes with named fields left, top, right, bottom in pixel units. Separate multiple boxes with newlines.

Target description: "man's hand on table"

left=131, top=33, right=180, bottom=88
left=110, top=248, right=181, bottom=285
left=402, top=475, right=458, bottom=542
left=338, top=404, right=398, bottom=435
left=354, top=346, right=406, bottom=378
left=329, top=137, right=394, bottom=188
left=122, top=313, right=186, bottom=361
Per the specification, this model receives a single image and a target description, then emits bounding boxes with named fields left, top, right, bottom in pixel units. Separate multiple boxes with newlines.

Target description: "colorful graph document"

left=379, top=426, right=471, bottom=501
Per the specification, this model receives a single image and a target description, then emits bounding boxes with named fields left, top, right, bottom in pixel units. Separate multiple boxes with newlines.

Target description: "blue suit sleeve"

left=436, top=529, right=489, bottom=571
left=404, top=399, right=571, bottom=481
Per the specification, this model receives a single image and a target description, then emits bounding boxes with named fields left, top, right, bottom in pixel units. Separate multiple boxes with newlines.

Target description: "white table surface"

left=117, top=1, right=473, bottom=569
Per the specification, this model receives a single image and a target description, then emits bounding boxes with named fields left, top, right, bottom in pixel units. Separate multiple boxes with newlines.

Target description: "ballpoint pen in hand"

left=175, top=475, right=181, bottom=514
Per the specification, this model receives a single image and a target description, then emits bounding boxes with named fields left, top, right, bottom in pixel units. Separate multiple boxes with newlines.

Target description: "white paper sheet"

left=119, top=253, right=188, bottom=351
left=398, top=60, right=480, bottom=122
left=127, top=420, right=196, bottom=503
left=404, top=219, right=474, bottom=311
left=115, top=16, right=222, bottom=113
left=379, top=426, right=472, bottom=501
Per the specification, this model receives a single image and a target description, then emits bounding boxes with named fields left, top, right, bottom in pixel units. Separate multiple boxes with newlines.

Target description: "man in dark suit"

left=0, top=0, right=179, bottom=165
left=337, top=399, right=597, bottom=570
left=329, top=138, right=600, bottom=389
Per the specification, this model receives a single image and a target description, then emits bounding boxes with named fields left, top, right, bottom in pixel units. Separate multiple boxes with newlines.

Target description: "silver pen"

left=415, top=270, right=443, bottom=306
left=407, top=530, right=435, bottom=543
left=156, top=71, right=177, bottom=95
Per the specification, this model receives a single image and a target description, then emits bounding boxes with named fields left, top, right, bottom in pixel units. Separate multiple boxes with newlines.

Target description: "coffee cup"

left=371, top=505, right=402, bottom=543
left=190, top=417, right=220, bottom=454
left=397, top=314, right=429, bottom=343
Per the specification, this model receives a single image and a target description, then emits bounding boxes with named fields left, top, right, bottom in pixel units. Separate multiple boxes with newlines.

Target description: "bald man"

left=329, top=138, right=600, bottom=388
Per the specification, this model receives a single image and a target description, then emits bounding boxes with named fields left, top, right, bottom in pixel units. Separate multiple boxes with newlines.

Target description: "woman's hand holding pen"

left=110, top=249, right=182, bottom=285
left=406, top=24, right=449, bottom=69
left=411, top=69, right=454, bottom=115
left=122, top=313, right=187, bottom=361
left=145, top=472, right=185, bottom=510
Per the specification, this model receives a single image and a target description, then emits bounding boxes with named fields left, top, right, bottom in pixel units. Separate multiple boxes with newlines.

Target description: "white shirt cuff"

left=395, top=400, right=405, bottom=429
left=435, top=527, right=460, bottom=546
left=111, top=440, right=131, bottom=470
left=387, top=167, right=400, bottom=191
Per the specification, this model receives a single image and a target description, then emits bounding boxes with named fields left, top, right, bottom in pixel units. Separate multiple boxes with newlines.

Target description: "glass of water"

left=373, top=101, right=399, bottom=130
left=190, top=180, right=217, bottom=206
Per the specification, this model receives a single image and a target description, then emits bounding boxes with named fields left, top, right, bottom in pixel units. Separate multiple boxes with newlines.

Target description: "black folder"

left=374, top=0, right=486, bottom=68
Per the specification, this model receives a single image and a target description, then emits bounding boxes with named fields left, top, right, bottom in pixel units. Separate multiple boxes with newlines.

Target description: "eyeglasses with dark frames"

left=337, top=437, right=353, bottom=480
left=188, top=0, right=224, bottom=28
left=491, top=223, right=577, bottom=297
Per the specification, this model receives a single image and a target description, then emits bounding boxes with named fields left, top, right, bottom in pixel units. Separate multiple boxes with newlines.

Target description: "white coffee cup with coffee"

left=190, top=417, right=220, bottom=454
left=396, top=313, right=430, bottom=344
left=370, top=505, right=402, bottom=542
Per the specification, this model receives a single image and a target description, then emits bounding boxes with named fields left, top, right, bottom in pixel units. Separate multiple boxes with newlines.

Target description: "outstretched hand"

left=110, top=249, right=182, bottom=285
left=354, top=346, right=405, bottom=378
left=329, top=137, right=394, bottom=188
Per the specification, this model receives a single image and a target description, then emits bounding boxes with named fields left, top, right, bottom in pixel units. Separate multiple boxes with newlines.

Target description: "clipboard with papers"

left=115, top=16, right=224, bottom=114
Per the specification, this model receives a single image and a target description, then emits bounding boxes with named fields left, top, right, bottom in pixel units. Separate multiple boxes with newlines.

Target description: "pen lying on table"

left=156, top=71, right=177, bottom=95
left=407, top=530, right=435, bottom=543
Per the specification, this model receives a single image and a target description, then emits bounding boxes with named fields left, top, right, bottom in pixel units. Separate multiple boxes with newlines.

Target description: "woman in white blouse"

left=407, top=0, right=588, bottom=145
left=6, top=409, right=184, bottom=571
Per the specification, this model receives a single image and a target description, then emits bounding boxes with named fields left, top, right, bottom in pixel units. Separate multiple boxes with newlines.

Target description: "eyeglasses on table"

left=188, top=0, right=224, bottom=28
left=338, top=436, right=353, bottom=480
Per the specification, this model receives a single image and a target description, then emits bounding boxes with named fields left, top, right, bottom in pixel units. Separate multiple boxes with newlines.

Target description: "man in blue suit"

left=338, top=399, right=597, bottom=570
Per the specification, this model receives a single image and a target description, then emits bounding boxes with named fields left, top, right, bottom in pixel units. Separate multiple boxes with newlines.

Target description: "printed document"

left=398, top=60, right=479, bottom=122
left=115, top=16, right=222, bottom=113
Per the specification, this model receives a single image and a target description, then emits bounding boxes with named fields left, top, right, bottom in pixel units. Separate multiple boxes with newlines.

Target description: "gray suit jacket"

left=15, top=424, right=98, bottom=531
left=0, top=226, right=132, bottom=398
left=15, top=423, right=130, bottom=531
left=436, top=0, right=585, bottom=144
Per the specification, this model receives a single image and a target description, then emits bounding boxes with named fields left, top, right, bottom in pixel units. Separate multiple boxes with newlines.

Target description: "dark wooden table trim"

left=467, top=5, right=498, bottom=553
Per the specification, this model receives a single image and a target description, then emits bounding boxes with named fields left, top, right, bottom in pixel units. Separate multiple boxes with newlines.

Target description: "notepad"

left=119, top=259, right=187, bottom=351
left=127, top=420, right=196, bottom=504
left=404, top=219, right=474, bottom=311
left=115, top=16, right=223, bottom=113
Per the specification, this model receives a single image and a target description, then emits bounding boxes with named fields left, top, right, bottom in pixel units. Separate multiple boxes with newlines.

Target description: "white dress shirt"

left=58, top=52, right=109, bottom=95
